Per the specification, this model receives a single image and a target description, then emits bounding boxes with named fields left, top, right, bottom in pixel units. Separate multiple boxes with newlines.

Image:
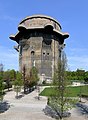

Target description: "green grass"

left=40, top=87, right=57, bottom=96
left=40, top=85, right=88, bottom=97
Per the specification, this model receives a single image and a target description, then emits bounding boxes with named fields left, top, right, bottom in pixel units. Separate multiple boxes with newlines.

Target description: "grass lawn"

left=40, top=85, right=88, bottom=97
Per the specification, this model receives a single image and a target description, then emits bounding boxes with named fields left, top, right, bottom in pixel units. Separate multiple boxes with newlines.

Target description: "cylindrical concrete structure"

left=10, top=15, right=69, bottom=82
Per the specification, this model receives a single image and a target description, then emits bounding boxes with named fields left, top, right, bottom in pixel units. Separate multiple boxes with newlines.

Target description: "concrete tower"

left=10, top=15, right=69, bottom=82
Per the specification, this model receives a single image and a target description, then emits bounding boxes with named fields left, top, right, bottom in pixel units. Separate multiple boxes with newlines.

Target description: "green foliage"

left=53, top=70, right=59, bottom=85
left=22, top=66, right=39, bottom=93
left=48, top=96, right=77, bottom=113
left=13, top=78, right=23, bottom=86
left=52, top=51, right=70, bottom=118
left=13, top=79, right=22, bottom=96
left=13, top=72, right=23, bottom=97
left=76, top=69, right=85, bottom=80
left=2, top=69, right=17, bottom=91
left=16, top=71, right=22, bottom=82
left=3, top=69, right=16, bottom=81
left=0, top=76, right=4, bottom=101
left=46, top=52, right=81, bottom=119
left=28, top=67, right=39, bottom=87
left=66, top=69, right=86, bottom=82
left=84, top=71, right=88, bottom=83
left=30, top=67, right=39, bottom=81
left=0, top=63, right=4, bottom=101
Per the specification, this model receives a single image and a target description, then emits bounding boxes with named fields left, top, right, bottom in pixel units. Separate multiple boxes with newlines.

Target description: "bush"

left=81, top=94, right=88, bottom=98
left=4, top=82, right=12, bottom=89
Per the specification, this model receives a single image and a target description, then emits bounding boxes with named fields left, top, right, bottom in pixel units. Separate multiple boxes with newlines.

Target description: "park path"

left=64, top=108, right=88, bottom=120
left=0, top=88, right=88, bottom=120
left=0, top=89, right=55, bottom=120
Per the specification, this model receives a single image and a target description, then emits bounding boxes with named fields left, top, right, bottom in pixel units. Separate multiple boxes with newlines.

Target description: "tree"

left=66, top=69, right=85, bottom=82
left=22, top=65, right=26, bottom=94
left=0, top=76, right=4, bottom=101
left=50, top=51, right=76, bottom=119
left=29, top=67, right=39, bottom=86
left=13, top=72, right=23, bottom=98
left=76, top=69, right=85, bottom=81
left=22, top=65, right=39, bottom=93
left=27, top=67, right=39, bottom=90
left=84, top=71, right=88, bottom=83
left=3, top=70, right=11, bottom=91
left=0, top=64, right=4, bottom=101
left=9, top=69, right=16, bottom=81
left=54, top=51, right=67, bottom=119
left=1, top=69, right=16, bottom=91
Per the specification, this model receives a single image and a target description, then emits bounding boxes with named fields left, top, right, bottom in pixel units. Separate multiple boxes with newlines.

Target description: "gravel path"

left=0, top=90, right=55, bottom=120
left=0, top=89, right=88, bottom=120
left=64, top=98, right=88, bottom=120
left=64, top=108, right=88, bottom=120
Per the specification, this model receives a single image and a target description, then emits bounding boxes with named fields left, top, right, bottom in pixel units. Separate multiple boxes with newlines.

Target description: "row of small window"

left=43, top=52, right=49, bottom=56
left=31, top=51, right=49, bottom=56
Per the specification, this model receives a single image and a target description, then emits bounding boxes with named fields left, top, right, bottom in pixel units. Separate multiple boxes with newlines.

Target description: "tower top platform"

left=18, top=14, right=62, bottom=32
left=10, top=14, right=69, bottom=43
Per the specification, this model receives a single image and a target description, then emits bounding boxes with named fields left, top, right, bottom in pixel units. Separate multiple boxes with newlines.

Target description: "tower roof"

left=19, top=14, right=62, bottom=29
left=9, top=14, right=69, bottom=43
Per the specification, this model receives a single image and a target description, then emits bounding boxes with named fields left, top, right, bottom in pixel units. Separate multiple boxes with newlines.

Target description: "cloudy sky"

left=0, top=0, right=88, bottom=71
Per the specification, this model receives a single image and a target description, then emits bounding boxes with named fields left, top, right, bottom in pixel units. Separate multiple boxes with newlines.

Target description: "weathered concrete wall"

left=10, top=15, right=69, bottom=81
left=19, top=32, right=59, bottom=79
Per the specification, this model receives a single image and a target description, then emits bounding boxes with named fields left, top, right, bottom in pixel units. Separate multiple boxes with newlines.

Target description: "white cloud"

left=0, top=46, right=19, bottom=70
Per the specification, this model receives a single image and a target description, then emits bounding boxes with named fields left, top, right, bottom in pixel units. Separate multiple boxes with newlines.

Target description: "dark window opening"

left=43, top=52, right=45, bottom=56
left=31, top=51, right=35, bottom=55
left=47, top=53, right=49, bottom=55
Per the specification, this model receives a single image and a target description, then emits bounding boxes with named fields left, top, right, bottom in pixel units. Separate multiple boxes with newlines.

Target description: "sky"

left=0, top=0, right=88, bottom=71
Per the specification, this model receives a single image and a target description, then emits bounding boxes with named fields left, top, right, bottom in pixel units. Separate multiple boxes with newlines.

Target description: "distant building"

left=10, top=15, right=69, bottom=82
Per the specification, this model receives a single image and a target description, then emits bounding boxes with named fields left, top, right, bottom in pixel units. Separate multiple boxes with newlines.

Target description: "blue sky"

left=0, top=0, right=88, bottom=71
